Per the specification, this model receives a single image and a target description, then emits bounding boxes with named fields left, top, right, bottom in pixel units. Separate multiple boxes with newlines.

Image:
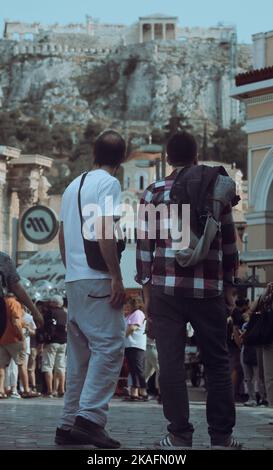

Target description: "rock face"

left=0, top=37, right=252, bottom=137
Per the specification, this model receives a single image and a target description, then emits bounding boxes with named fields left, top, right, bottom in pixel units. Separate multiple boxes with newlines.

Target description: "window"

left=139, top=176, right=144, bottom=190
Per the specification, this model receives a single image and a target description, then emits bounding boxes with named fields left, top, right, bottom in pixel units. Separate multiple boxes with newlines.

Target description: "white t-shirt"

left=125, top=309, right=147, bottom=351
left=60, top=169, right=121, bottom=282
left=23, top=312, right=36, bottom=355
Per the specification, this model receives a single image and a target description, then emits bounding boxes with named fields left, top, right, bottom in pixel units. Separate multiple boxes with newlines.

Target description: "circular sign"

left=21, top=205, right=59, bottom=244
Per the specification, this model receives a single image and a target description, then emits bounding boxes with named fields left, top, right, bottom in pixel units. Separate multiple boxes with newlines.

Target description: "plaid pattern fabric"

left=136, top=170, right=239, bottom=298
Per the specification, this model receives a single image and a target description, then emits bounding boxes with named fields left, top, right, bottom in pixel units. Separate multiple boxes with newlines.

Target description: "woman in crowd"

left=240, top=312, right=259, bottom=407
left=124, top=296, right=147, bottom=401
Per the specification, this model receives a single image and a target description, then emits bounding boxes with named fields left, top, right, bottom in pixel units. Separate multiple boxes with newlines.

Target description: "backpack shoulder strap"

left=78, top=172, right=89, bottom=234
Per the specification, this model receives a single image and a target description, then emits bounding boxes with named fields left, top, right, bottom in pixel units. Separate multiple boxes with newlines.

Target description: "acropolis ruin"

left=3, top=14, right=238, bottom=48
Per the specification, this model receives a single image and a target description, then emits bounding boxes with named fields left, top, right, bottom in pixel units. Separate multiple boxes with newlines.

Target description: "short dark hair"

left=167, top=131, right=197, bottom=166
left=94, top=129, right=126, bottom=167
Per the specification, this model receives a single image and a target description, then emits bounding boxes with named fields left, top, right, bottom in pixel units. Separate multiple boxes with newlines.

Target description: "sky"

left=0, top=0, right=273, bottom=43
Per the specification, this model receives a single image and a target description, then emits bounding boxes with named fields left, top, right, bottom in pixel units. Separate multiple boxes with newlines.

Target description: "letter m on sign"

left=26, top=217, right=50, bottom=233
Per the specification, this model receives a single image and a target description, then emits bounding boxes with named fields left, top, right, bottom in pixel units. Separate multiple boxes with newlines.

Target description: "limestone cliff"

left=0, top=38, right=252, bottom=139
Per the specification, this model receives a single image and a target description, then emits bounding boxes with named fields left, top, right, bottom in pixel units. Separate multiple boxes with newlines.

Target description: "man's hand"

left=11, top=282, right=44, bottom=328
left=110, top=277, right=126, bottom=309
left=143, top=284, right=151, bottom=318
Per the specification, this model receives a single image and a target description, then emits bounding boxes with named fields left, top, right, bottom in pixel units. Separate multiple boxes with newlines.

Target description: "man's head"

left=167, top=131, right=198, bottom=167
left=94, top=129, right=126, bottom=169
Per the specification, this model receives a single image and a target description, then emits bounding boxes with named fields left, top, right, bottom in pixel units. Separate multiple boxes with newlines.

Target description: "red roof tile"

left=236, top=66, right=273, bottom=86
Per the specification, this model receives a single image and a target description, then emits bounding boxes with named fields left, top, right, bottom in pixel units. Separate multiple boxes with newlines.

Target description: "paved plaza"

left=0, top=386, right=272, bottom=450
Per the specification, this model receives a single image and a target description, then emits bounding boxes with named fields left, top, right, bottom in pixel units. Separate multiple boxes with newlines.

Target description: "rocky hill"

left=0, top=37, right=252, bottom=142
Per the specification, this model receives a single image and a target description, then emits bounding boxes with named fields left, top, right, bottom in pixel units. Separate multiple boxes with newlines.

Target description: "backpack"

left=170, top=164, right=240, bottom=268
left=43, top=309, right=57, bottom=344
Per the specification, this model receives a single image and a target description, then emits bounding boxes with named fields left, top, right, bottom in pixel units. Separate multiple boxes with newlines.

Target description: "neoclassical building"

left=232, top=29, right=273, bottom=282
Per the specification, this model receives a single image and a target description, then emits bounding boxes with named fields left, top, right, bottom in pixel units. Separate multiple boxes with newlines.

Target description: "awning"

left=17, top=245, right=140, bottom=292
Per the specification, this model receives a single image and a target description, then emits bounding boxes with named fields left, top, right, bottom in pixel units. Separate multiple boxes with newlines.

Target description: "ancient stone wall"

left=3, top=18, right=243, bottom=48
left=10, top=40, right=112, bottom=58
left=177, top=25, right=236, bottom=41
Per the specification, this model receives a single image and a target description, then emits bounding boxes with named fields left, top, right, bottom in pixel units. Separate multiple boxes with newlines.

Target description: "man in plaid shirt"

left=136, top=132, right=241, bottom=449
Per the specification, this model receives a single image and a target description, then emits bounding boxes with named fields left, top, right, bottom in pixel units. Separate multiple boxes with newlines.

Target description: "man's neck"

left=93, top=165, right=117, bottom=176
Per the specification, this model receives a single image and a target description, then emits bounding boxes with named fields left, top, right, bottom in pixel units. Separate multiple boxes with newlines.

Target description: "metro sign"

left=21, top=205, right=59, bottom=244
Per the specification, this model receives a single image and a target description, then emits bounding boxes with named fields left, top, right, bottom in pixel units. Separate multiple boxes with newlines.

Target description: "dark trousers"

left=151, top=287, right=235, bottom=444
left=125, top=347, right=146, bottom=388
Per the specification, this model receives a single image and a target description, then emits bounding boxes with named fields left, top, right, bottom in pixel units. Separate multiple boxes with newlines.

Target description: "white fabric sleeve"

left=97, top=179, right=121, bottom=217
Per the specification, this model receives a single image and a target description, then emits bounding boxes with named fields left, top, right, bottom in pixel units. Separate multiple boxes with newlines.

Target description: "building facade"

left=232, top=29, right=273, bottom=282
left=0, top=146, right=55, bottom=262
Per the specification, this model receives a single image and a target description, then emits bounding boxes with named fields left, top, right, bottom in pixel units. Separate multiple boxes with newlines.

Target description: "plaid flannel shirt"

left=136, top=170, right=239, bottom=298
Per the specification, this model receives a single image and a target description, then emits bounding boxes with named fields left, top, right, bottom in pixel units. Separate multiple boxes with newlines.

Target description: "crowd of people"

left=0, top=289, right=160, bottom=402
left=227, top=284, right=273, bottom=419
left=0, top=291, right=67, bottom=399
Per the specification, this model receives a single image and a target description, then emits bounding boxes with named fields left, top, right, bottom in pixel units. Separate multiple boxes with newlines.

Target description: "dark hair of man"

left=94, top=130, right=126, bottom=167
left=167, top=131, right=198, bottom=166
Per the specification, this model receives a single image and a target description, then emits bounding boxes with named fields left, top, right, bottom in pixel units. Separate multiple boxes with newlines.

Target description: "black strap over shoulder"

left=78, top=172, right=89, bottom=235
left=76, top=171, right=125, bottom=272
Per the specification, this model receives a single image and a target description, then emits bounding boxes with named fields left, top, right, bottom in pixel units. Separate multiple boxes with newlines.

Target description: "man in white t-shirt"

left=56, top=130, right=126, bottom=449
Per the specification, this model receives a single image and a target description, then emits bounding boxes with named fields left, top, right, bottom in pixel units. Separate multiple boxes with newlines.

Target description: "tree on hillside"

left=0, top=111, right=21, bottom=147
left=16, top=119, right=53, bottom=154
left=51, top=124, right=73, bottom=157
left=212, top=122, right=247, bottom=177
left=71, top=121, right=103, bottom=163
left=151, top=107, right=193, bottom=177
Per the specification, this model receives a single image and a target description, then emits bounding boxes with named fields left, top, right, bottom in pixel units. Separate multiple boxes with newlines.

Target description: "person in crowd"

left=56, top=130, right=126, bottom=448
left=145, top=334, right=160, bottom=401
left=27, top=324, right=40, bottom=394
left=0, top=294, right=39, bottom=398
left=5, top=359, right=19, bottom=398
left=20, top=309, right=39, bottom=395
left=41, top=296, right=67, bottom=397
left=124, top=296, right=147, bottom=401
left=256, top=346, right=268, bottom=406
left=261, top=283, right=273, bottom=424
left=136, top=131, right=241, bottom=449
left=240, top=314, right=259, bottom=407
left=230, top=298, right=249, bottom=401
left=0, top=251, right=44, bottom=328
